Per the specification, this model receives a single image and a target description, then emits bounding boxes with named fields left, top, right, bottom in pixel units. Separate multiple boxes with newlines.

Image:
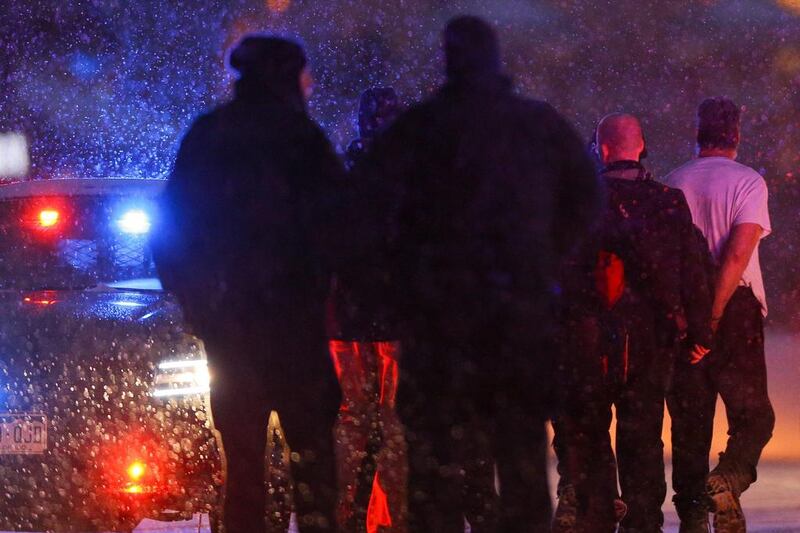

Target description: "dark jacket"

left=350, top=74, right=600, bottom=369
left=152, top=88, right=348, bottom=354
left=327, top=89, right=401, bottom=341
left=598, top=161, right=713, bottom=350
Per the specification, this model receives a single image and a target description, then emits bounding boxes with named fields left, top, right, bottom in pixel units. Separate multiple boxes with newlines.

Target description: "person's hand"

left=690, top=344, right=711, bottom=364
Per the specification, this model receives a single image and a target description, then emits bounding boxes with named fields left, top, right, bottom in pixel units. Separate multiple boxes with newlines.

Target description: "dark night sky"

left=1, top=0, right=799, bottom=325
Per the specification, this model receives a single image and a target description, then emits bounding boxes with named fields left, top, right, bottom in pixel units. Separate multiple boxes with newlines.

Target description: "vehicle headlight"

left=152, top=359, right=210, bottom=397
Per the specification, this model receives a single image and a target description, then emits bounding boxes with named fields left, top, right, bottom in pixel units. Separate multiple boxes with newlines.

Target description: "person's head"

left=358, top=87, right=400, bottom=140
left=696, top=97, right=740, bottom=158
left=229, top=35, right=311, bottom=107
left=443, top=16, right=501, bottom=83
left=595, top=113, right=646, bottom=165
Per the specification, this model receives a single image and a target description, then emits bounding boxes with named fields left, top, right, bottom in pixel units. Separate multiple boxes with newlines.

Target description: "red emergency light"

left=37, top=209, right=60, bottom=228
left=95, top=433, right=171, bottom=498
left=23, top=198, right=69, bottom=235
left=23, top=291, right=59, bottom=306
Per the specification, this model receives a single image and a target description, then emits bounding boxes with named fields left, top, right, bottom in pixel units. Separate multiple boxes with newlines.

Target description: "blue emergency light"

left=117, top=209, right=151, bottom=235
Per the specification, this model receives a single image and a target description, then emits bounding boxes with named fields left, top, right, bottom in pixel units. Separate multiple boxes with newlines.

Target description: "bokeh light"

left=777, top=0, right=800, bottom=15
left=127, top=461, right=146, bottom=482
left=267, top=0, right=291, bottom=13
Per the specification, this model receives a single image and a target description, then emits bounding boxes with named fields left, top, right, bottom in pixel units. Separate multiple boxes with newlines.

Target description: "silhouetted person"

left=665, top=97, right=775, bottom=533
left=152, top=36, right=344, bottom=533
left=552, top=113, right=713, bottom=533
left=351, top=16, right=600, bottom=532
left=328, top=87, right=407, bottom=532
left=345, top=88, right=401, bottom=171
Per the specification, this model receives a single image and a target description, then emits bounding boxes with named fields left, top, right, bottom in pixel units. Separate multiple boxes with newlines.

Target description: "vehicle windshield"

left=0, top=194, right=160, bottom=291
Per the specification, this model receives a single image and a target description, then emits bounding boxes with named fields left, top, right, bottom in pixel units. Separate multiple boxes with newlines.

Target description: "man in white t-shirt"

left=663, top=97, right=775, bottom=533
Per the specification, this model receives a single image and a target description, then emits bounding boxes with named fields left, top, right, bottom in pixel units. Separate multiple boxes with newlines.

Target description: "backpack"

left=592, top=198, right=638, bottom=384
left=594, top=249, right=625, bottom=310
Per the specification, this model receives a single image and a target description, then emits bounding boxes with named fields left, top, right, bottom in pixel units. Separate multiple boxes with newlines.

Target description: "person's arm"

left=290, top=120, right=350, bottom=275
left=669, top=190, right=714, bottom=362
left=710, top=223, right=763, bottom=332
left=683, top=223, right=715, bottom=364
left=151, top=114, right=213, bottom=293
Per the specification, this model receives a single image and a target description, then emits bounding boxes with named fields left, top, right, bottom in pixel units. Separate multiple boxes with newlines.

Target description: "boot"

left=551, top=484, right=578, bottom=533
left=706, top=454, right=752, bottom=533
left=674, top=496, right=709, bottom=533
left=614, top=498, right=628, bottom=524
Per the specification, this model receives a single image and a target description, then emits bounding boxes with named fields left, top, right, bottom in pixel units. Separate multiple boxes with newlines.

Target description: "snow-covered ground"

left=666, top=461, right=800, bottom=532
left=6, top=329, right=799, bottom=532
left=123, top=329, right=800, bottom=532
left=5, top=459, right=790, bottom=532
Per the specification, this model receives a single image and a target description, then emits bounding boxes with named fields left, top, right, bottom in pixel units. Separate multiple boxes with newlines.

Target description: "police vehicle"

left=0, top=178, right=224, bottom=532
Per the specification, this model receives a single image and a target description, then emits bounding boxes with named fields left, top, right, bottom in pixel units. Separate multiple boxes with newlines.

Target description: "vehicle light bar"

left=117, top=209, right=151, bottom=234
left=38, top=209, right=60, bottom=228
left=152, top=386, right=210, bottom=397
left=157, top=359, right=208, bottom=370
left=0, top=132, right=29, bottom=179
left=23, top=200, right=68, bottom=234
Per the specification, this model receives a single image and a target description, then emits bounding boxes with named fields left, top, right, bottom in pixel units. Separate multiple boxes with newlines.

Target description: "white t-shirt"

left=663, top=156, right=771, bottom=315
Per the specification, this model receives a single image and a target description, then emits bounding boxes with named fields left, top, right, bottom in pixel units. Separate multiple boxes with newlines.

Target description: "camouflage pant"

left=329, top=340, right=408, bottom=533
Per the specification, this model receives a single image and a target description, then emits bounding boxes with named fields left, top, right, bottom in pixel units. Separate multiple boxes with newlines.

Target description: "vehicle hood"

left=0, top=289, right=179, bottom=324
left=0, top=290, right=203, bottom=413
